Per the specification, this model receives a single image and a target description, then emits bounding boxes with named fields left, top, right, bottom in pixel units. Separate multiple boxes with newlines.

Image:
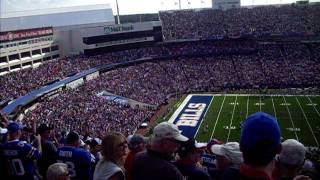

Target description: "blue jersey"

left=57, top=146, right=95, bottom=180
left=1, top=140, right=41, bottom=180
left=201, top=153, right=216, bottom=171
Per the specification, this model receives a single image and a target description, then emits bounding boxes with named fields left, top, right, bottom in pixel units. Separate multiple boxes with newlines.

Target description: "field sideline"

left=171, top=94, right=320, bottom=147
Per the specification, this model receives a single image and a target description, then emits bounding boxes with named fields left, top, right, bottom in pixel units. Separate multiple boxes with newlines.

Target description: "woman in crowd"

left=94, top=132, right=128, bottom=180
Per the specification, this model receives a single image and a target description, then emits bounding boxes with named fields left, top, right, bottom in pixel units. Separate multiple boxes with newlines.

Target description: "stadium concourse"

left=1, top=3, right=320, bottom=180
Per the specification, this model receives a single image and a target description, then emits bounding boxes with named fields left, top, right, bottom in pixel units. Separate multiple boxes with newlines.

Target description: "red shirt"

left=240, top=164, right=273, bottom=180
left=124, top=151, right=136, bottom=180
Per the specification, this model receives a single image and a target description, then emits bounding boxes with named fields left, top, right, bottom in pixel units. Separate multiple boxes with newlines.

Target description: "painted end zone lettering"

left=168, top=95, right=213, bottom=138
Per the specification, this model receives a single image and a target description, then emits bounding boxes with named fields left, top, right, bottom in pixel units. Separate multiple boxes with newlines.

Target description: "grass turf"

left=193, top=95, right=320, bottom=147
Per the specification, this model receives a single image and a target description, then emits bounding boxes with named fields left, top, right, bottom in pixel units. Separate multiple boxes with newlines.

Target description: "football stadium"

left=1, top=0, right=320, bottom=179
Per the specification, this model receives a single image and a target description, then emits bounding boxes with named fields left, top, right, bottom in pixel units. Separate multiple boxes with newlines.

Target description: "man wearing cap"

left=57, top=131, right=95, bottom=180
left=132, top=122, right=188, bottom=180
left=85, top=138, right=102, bottom=165
left=174, top=138, right=210, bottom=180
left=37, top=124, right=58, bottom=179
left=201, top=139, right=223, bottom=177
left=0, top=123, right=8, bottom=179
left=211, top=142, right=243, bottom=180
left=125, top=134, right=147, bottom=180
left=236, top=112, right=282, bottom=180
left=1, top=122, right=41, bottom=179
left=272, top=139, right=311, bottom=180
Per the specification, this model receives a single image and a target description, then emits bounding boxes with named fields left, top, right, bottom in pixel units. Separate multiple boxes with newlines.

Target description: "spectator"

left=237, top=112, right=282, bottom=180
left=93, top=132, right=128, bottom=180
left=132, top=122, right=188, bottom=180
left=1, top=122, right=41, bottom=179
left=273, top=139, right=309, bottom=180
left=47, top=163, right=70, bottom=180
left=37, top=124, right=58, bottom=179
left=124, top=134, right=147, bottom=180
left=85, top=138, right=102, bottom=166
left=211, top=142, right=243, bottom=180
left=201, top=139, right=223, bottom=178
left=57, top=131, right=95, bottom=180
left=0, top=124, right=7, bottom=144
left=175, top=138, right=210, bottom=180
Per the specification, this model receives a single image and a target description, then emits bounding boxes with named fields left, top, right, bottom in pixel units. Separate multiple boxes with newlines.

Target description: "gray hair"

left=278, top=139, right=306, bottom=167
left=47, top=163, right=70, bottom=180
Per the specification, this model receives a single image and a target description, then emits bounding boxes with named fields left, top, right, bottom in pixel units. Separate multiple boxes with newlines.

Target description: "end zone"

left=168, top=94, right=213, bottom=138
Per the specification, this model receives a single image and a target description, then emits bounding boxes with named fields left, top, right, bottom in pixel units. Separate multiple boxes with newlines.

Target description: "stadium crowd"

left=1, top=3, right=320, bottom=179
left=1, top=41, right=319, bottom=103
left=1, top=43, right=319, bottom=179
left=1, top=112, right=319, bottom=180
left=160, top=4, right=320, bottom=40
left=0, top=47, right=158, bottom=102
left=0, top=42, right=319, bottom=143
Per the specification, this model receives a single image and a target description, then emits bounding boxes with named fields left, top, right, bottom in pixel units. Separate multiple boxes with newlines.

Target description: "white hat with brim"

left=278, top=139, right=306, bottom=166
left=173, top=133, right=189, bottom=142
left=0, top=127, right=8, bottom=134
left=153, top=122, right=188, bottom=142
left=211, top=142, right=243, bottom=164
left=94, top=138, right=102, bottom=145
left=195, top=142, right=207, bottom=149
left=211, top=144, right=224, bottom=156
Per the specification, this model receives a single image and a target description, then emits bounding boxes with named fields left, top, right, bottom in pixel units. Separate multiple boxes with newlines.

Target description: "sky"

left=1, top=0, right=320, bottom=15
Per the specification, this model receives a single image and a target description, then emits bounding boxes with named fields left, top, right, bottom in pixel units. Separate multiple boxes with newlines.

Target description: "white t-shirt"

left=93, top=159, right=124, bottom=180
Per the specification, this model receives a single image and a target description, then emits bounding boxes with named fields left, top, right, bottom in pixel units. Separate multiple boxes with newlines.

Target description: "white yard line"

left=295, top=97, right=319, bottom=146
left=307, top=96, right=320, bottom=118
left=194, top=96, right=214, bottom=138
left=227, top=95, right=238, bottom=142
left=246, top=96, right=249, bottom=118
left=282, top=96, right=299, bottom=141
left=259, top=95, right=262, bottom=112
left=210, top=96, right=226, bottom=140
left=271, top=96, right=278, bottom=120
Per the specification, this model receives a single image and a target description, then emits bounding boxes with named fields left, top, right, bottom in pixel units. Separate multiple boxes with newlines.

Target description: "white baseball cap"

left=211, top=142, right=243, bottom=164
left=153, top=122, right=188, bottom=142
left=278, top=139, right=306, bottom=166
left=0, top=127, right=8, bottom=134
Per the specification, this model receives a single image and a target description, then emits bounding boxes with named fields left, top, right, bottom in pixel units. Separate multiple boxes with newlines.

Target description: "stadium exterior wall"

left=0, top=5, right=115, bottom=32
left=54, top=22, right=115, bottom=57
left=0, top=4, right=116, bottom=63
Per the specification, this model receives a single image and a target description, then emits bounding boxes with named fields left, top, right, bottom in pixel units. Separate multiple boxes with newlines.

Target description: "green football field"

left=194, top=95, right=320, bottom=147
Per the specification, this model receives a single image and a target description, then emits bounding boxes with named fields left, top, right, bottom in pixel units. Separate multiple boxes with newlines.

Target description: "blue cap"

left=7, top=122, right=23, bottom=133
left=240, top=112, right=281, bottom=151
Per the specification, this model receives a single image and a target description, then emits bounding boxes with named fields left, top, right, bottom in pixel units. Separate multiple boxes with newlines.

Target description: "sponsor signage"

left=169, top=95, right=213, bottom=138
left=104, top=24, right=134, bottom=34
left=0, top=27, right=53, bottom=43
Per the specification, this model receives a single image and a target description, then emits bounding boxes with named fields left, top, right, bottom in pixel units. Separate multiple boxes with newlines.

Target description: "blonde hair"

left=101, top=132, right=126, bottom=164
left=47, top=163, right=69, bottom=180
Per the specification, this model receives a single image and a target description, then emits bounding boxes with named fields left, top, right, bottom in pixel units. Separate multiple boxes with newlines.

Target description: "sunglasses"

left=60, top=171, right=70, bottom=177
left=117, top=141, right=128, bottom=148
